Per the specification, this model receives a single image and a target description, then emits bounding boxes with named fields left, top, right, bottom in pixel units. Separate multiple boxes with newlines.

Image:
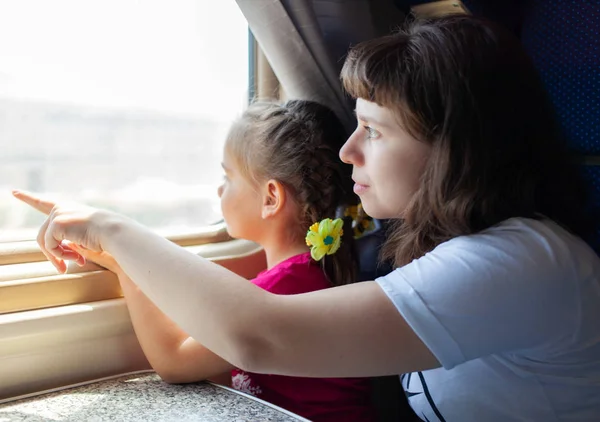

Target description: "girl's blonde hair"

left=226, top=99, right=358, bottom=286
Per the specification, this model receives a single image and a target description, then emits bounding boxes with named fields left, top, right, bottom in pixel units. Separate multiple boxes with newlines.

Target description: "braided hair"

left=225, top=100, right=358, bottom=286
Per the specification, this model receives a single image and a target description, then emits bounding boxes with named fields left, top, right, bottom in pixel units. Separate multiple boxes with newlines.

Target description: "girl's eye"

left=364, top=125, right=380, bottom=140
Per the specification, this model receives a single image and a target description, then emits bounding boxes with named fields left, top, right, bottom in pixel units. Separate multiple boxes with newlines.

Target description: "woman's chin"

left=360, top=202, right=403, bottom=221
left=359, top=202, right=385, bottom=220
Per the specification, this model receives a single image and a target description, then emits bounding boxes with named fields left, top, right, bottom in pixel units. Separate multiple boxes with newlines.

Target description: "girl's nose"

left=217, top=184, right=224, bottom=198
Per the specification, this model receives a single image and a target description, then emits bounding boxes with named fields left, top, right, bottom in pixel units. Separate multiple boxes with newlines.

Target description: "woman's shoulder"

left=386, top=217, right=600, bottom=294
left=383, top=216, right=599, bottom=289
left=445, top=217, right=595, bottom=262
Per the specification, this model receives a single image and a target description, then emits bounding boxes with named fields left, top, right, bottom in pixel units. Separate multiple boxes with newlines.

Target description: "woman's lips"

left=353, top=182, right=369, bottom=195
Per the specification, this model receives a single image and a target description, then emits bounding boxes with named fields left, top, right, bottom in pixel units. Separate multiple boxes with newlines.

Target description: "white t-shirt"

left=376, top=217, right=600, bottom=422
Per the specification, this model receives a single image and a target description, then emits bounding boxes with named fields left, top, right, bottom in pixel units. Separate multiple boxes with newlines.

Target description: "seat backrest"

left=355, top=219, right=393, bottom=282
left=464, top=0, right=600, bottom=250
left=519, top=0, right=600, bottom=250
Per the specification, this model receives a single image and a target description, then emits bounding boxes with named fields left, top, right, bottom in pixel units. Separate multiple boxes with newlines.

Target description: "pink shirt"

left=231, top=252, right=375, bottom=422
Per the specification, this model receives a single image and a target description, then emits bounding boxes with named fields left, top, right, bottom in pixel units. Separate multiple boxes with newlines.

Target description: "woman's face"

left=339, top=98, right=431, bottom=219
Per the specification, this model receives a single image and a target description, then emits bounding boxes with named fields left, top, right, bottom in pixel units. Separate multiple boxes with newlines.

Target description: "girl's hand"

left=12, top=189, right=120, bottom=274
left=70, top=244, right=122, bottom=275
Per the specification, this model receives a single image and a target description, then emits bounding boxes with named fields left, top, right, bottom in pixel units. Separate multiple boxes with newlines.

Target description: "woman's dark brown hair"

left=226, top=99, right=358, bottom=286
left=341, top=15, right=595, bottom=267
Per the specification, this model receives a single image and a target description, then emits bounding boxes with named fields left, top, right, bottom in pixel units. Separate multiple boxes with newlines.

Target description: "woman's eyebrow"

left=353, top=109, right=387, bottom=128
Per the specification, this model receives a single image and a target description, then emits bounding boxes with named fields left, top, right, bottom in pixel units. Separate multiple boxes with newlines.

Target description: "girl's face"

left=217, top=147, right=264, bottom=241
left=339, top=98, right=431, bottom=219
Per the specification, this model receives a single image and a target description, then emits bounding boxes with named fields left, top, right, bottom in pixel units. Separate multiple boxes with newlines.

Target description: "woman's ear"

left=261, top=179, right=286, bottom=219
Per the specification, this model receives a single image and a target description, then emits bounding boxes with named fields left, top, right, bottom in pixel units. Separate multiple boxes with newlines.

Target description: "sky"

left=0, top=0, right=249, bottom=120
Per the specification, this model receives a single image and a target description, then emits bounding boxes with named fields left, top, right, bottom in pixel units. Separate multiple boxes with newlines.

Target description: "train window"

left=0, top=0, right=249, bottom=243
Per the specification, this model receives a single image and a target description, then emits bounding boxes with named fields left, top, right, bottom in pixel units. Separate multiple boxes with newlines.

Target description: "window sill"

left=0, top=223, right=265, bottom=315
left=0, top=238, right=266, bottom=400
left=0, top=222, right=231, bottom=266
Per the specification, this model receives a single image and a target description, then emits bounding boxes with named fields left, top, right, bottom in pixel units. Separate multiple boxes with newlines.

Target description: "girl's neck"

left=261, top=238, right=309, bottom=270
left=254, top=205, right=310, bottom=269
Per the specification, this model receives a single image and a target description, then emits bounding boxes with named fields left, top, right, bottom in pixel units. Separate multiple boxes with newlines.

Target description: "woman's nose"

left=339, top=131, right=361, bottom=165
left=217, top=184, right=224, bottom=198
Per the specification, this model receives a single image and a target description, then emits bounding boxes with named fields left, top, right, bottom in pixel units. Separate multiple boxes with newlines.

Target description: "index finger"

left=12, top=190, right=56, bottom=215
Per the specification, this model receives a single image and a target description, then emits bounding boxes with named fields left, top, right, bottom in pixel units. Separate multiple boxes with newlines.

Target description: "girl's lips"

left=353, top=183, right=369, bottom=195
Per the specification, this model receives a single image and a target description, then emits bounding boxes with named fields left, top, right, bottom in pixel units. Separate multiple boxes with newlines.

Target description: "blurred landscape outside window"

left=0, top=0, right=249, bottom=242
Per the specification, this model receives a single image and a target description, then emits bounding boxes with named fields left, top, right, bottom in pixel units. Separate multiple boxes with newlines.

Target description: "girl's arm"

left=73, top=248, right=234, bottom=384
left=119, top=273, right=234, bottom=384
left=14, top=191, right=440, bottom=378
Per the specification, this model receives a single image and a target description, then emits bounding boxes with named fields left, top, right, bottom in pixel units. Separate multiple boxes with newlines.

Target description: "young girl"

left=213, top=99, right=375, bottom=421
left=15, top=15, right=600, bottom=422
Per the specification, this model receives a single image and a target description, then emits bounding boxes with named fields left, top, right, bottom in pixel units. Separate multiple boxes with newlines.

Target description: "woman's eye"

left=364, top=125, right=380, bottom=140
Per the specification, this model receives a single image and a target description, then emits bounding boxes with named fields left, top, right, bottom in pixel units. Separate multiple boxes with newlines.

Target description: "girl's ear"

left=261, top=179, right=286, bottom=219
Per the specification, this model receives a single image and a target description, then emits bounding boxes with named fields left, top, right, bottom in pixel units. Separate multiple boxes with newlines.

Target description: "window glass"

left=0, top=0, right=248, bottom=242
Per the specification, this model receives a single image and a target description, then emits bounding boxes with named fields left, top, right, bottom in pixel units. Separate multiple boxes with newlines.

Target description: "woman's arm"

left=14, top=191, right=440, bottom=378
left=100, top=211, right=441, bottom=378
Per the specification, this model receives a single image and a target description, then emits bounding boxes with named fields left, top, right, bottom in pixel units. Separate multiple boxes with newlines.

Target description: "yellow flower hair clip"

left=305, top=218, right=344, bottom=261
